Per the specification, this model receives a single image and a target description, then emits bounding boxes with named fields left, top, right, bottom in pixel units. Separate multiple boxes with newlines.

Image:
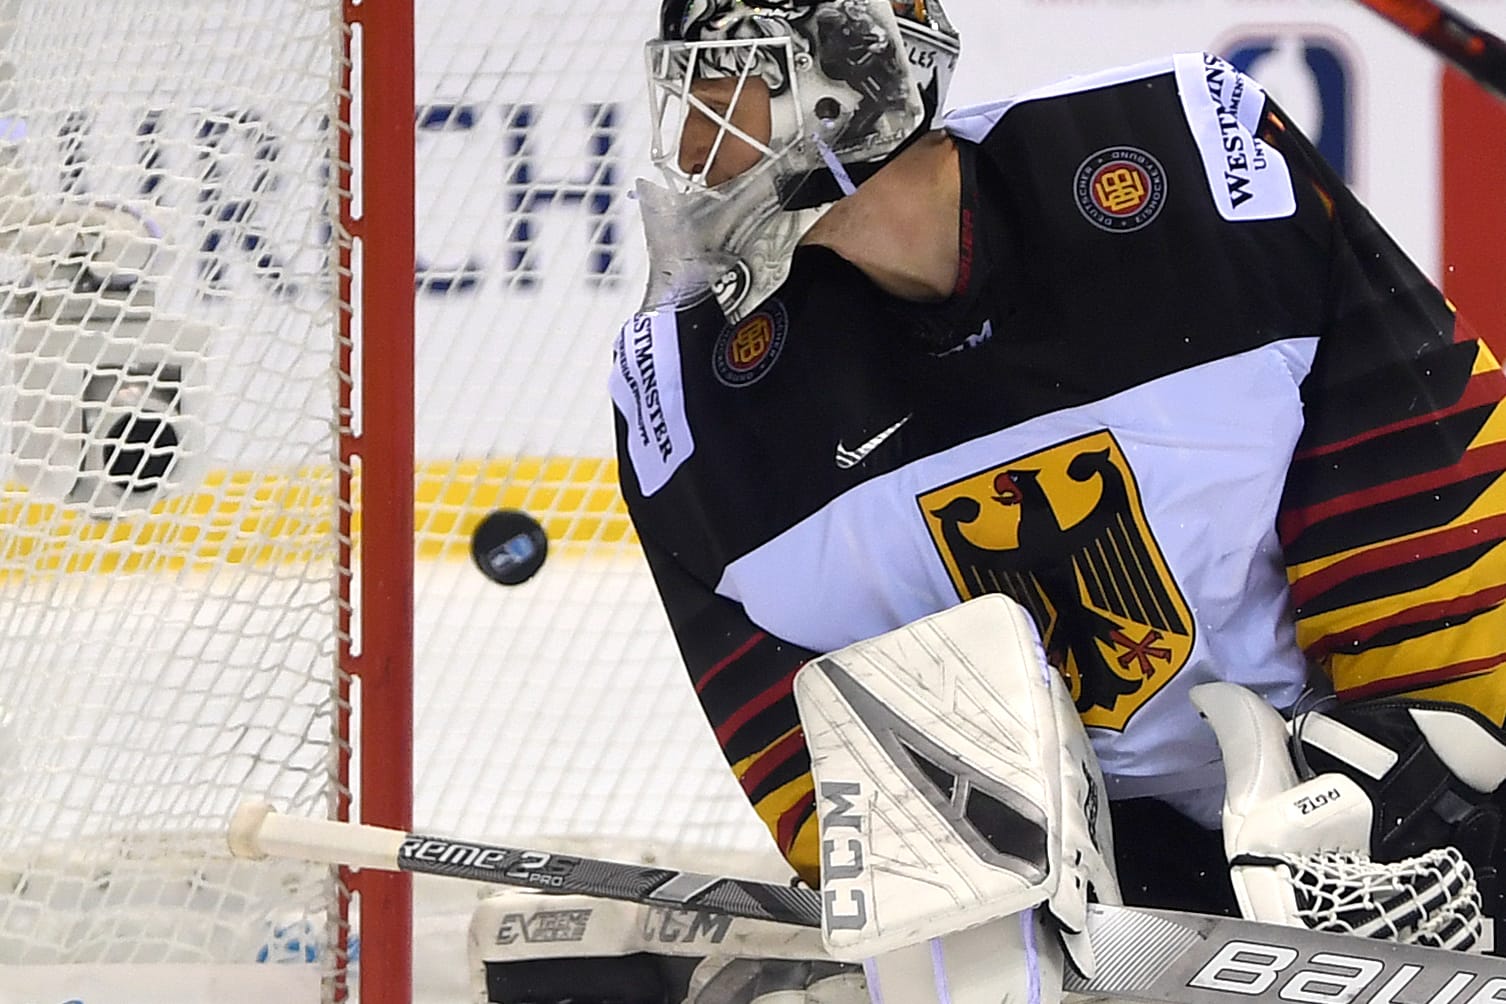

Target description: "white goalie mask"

left=639, top=0, right=960, bottom=321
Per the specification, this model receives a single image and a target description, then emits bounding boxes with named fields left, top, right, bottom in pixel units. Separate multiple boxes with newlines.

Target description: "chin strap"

left=811, top=136, right=859, bottom=196
left=774, top=113, right=937, bottom=210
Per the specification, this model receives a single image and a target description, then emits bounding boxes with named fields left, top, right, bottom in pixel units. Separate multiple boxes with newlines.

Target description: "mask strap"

left=812, top=135, right=858, bottom=196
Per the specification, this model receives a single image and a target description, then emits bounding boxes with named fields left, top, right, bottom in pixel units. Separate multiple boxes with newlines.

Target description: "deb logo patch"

left=1174, top=51, right=1295, bottom=222
left=713, top=301, right=788, bottom=388
left=1074, top=147, right=1167, bottom=232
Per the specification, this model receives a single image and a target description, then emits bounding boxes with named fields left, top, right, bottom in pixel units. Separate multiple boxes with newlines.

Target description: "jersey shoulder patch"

left=610, top=308, right=694, bottom=497
left=1172, top=51, right=1296, bottom=222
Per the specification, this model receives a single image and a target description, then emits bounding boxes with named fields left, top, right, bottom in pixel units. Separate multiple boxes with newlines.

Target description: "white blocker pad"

left=794, top=593, right=1117, bottom=970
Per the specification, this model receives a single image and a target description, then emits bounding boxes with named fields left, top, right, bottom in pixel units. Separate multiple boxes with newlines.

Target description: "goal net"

left=0, top=2, right=783, bottom=1002
left=8, top=1, right=1502, bottom=1002
left=0, top=2, right=377, bottom=1002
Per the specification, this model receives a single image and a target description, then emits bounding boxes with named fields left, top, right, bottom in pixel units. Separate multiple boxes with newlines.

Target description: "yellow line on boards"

left=0, top=457, right=634, bottom=575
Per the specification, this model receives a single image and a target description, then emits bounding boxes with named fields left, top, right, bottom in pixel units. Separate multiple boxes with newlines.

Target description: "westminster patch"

left=918, top=430, right=1194, bottom=731
left=1174, top=51, right=1295, bottom=222
left=609, top=309, right=693, bottom=497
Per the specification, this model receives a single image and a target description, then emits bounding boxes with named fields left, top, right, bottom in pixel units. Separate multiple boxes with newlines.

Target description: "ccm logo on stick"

left=1189, top=940, right=1505, bottom=1003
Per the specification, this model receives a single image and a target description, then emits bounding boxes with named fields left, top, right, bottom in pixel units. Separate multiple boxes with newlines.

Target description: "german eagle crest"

left=919, top=430, right=1194, bottom=730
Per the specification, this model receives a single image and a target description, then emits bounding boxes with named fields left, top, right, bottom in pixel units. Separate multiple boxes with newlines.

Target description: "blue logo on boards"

left=256, top=919, right=321, bottom=963
left=253, top=920, right=362, bottom=965
left=416, top=101, right=625, bottom=294
left=1224, top=35, right=1353, bottom=183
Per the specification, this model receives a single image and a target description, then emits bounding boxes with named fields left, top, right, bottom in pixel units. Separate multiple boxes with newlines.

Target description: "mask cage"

left=645, top=36, right=802, bottom=195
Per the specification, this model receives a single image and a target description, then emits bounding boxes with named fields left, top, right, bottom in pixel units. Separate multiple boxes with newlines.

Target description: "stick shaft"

left=1351, top=0, right=1506, bottom=99
left=230, top=800, right=821, bottom=925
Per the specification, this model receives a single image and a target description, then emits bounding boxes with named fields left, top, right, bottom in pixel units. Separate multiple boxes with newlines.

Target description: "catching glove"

left=1192, top=682, right=1490, bottom=952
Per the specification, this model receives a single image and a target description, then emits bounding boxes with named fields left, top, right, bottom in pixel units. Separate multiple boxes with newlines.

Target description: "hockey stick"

left=229, top=801, right=1506, bottom=1002
left=1349, top=0, right=1506, bottom=100
left=229, top=800, right=821, bottom=924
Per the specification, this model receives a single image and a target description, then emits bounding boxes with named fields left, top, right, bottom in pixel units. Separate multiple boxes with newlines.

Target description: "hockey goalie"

left=481, top=0, right=1506, bottom=994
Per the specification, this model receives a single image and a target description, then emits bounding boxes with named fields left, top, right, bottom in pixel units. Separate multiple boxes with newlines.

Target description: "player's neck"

left=800, top=130, right=961, bottom=302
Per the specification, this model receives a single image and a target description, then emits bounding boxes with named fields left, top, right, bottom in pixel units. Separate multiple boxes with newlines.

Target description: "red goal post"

left=343, top=5, right=416, bottom=1004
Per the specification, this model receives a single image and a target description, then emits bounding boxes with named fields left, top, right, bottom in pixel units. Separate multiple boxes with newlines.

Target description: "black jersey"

left=610, top=52, right=1506, bottom=884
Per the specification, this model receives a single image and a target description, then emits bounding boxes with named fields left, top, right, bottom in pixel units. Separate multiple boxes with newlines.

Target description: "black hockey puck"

left=470, top=509, right=548, bottom=585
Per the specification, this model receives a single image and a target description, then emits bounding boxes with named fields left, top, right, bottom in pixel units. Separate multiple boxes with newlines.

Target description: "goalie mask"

left=639, top=0, right=960, bottom=320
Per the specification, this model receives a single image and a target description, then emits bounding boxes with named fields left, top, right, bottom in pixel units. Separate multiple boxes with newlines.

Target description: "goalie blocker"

left=470, top=594, right=1119, bottom=1003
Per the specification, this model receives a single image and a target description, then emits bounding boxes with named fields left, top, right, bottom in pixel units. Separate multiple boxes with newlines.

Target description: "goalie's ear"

left=793, top=594, right=1117, bottom=973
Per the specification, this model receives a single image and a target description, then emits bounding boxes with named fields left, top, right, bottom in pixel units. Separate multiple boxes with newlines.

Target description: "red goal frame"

left=340, top=5, right=415, bottom=1001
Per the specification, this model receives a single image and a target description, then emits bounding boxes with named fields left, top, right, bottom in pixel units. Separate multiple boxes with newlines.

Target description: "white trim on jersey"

left=942, top=54, right=1178, bottom=141
left=1173, top=52, right=1296, bottom=222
